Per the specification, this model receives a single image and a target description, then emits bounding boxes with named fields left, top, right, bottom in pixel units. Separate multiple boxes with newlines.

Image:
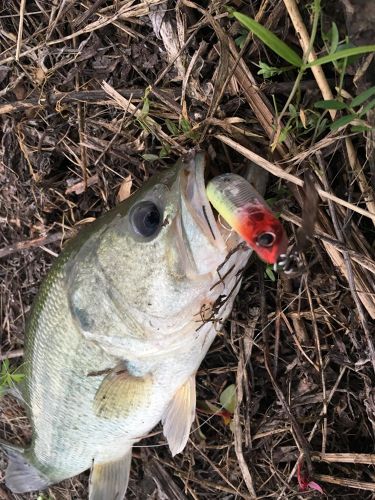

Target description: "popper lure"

left=206, top=173, right=288, bottom=265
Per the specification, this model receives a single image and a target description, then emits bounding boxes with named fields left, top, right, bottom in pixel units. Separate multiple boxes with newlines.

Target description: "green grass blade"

left=305, top=45, right=375, bottom=68
left=351, top=124, right=373, bottom=132
left=359, top=98, right=375, bottom=116
left=314, top=100, right=348, bottom=110
left=330, top=114, right=357, bottom=131
left=232, top=11, right=303, bottom=67
left=329, top=22, right=339, bottom=54
left=351, top=86, right=375, bottom=107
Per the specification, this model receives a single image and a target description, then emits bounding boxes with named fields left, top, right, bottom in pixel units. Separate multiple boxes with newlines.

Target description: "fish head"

left=113, top=151, right=229, bottom=284
left=72, top=152, right=237, bottom=350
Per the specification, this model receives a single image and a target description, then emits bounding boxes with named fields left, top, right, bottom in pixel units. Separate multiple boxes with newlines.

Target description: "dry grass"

left=0, top=0, right=374, bottom=498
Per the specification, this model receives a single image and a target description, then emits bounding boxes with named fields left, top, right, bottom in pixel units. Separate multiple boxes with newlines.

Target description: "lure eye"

left=130, top=201, right=162, bottom=238
left=256, top=231, right=276, bottom=248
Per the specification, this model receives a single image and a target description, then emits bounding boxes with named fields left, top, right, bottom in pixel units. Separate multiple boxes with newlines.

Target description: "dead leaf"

left=66, top=174, right=99, bottom=195
left=117, top=174, right=133, bottom=203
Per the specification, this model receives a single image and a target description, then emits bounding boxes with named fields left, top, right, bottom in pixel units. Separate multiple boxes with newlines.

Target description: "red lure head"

left=236, top=202, right=288, bottom=264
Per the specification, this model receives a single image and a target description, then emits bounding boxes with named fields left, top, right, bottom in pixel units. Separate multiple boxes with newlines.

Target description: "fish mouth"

left=181, top=152, right=227, bottom=249
left=177, top=152, right=229, bottom=275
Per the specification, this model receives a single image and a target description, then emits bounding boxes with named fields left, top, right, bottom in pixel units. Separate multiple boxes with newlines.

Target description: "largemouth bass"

left=2, top=152, right=287, bottom=499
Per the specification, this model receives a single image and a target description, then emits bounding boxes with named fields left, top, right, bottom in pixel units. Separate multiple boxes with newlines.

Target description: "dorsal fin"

left=89, top=450, right=132, bottom=500
left=162, top=375, right=196, bottom=456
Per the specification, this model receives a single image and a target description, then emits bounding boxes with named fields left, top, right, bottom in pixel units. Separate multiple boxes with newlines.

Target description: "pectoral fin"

left=162, top=375, right=196, bottom=456
left=94, top=368, right=153, bottom=419
left=89, top=450, right=132, bottom=500
left=0, top=441, right=50, bottom=493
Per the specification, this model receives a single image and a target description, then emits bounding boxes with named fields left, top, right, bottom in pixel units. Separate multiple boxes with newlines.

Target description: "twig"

left=317, top=153, right=375, bottom=374
left=191, top=2, right=290, bottom=153
left=0, top=0, right=164, bottom=66
left=0, top=349, right=24, bottom=361
left=101, top=81, right=187, bottom=154
left=72, top=25, right=89, bottom=189
left=280, top=311, right=319, bottom=371
left=275, top=0, right=321, bottom=136
left=258, top=264, right=313, bottom=475
left=16, top=0, right=27, bottom=61
left=283, top=0, right=334, bottom=105
left=277, top=366, right=347, bottom=499
left=305, top=285, right=328, bottom=453
left=234, top=333, right=257, bottom=498
left=280, top=210, right=375, bottom=274
left=215, top=135, right=375, bottom=223
left=72, top=0, right=107, bottom=29
left=190, top=441, right=243, bottom=496
left=261, top=77, right=350, bottom=94
left=312, top=452, right=375, bottom=465
left=0, top=231, right=73, bottom=260
left=146, top=454, right=188, bottom=500
left=313, top=474, right=375, bottom=492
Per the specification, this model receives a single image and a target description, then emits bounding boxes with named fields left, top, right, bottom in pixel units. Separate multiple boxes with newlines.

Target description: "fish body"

left=3, top=153, right=255, bottom=498
left=2, top=153, right=287, bottom=498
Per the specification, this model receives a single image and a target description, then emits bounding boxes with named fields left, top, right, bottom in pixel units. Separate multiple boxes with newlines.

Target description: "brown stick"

left=16, top=0, right=27, bottom=61
left=313, top=452, right=375, bottom=465
left=314, top=474, right=375, bottom=492
left=215, top=135, right=375, bottom=223
left=0, top=349, right=24, bottom=361
left=0, top=88, right=180, bottom=116
left=283, top=0, right=334, bottom=105
left=0, top=232, right=71, bottom=260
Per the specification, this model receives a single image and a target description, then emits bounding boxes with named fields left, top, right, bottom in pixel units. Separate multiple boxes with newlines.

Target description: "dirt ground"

left=0, top=0, right=375, bottom=499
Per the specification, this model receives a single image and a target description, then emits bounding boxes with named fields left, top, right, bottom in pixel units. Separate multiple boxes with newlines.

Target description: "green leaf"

left=333, top=42, right=360, bottom=70
left=330, top=113, right=357, bottom=130
left=314, top=100, right=348, bottom=110
left=1, top=359, right=9, bottom=375
left=329, top=22, right=339, bottom=54
left=232, top=12, right=303, bottom=67
left=235, top=32, right=247, bottom=49
left=288, top=103, right=298, bottom=117
left=257, top=61, right=285, bottom=78
left=179, top=118, right=191, bottom=133
left=0, top=360, right=24, bottom=394
left=351, top=86, right=375, bottom=107
left=350, top=124, right=373, bottom=132
left=159, top=145, right=171, bottom=158
left=306, top=45, right=375, bottom=68
left=315, top=117, right=329, bottom=137
left=140, top=97, right=150, bottom=117
left=278, top=125, right=291, bottom=144
left=165, top=118, right=179, bottom=136
left=265, top=266, right=276, bottom=281
left=359, top=98, right=375, bottom=116
left=142, top=154, right=159, bottom=162
left=220, top=384, right=237, bottom=414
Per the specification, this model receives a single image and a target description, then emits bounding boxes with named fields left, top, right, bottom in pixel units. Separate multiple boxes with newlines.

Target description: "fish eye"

left=130, top=201, right=162, bottom=238
left=256, top=231, right=276, bottom=248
